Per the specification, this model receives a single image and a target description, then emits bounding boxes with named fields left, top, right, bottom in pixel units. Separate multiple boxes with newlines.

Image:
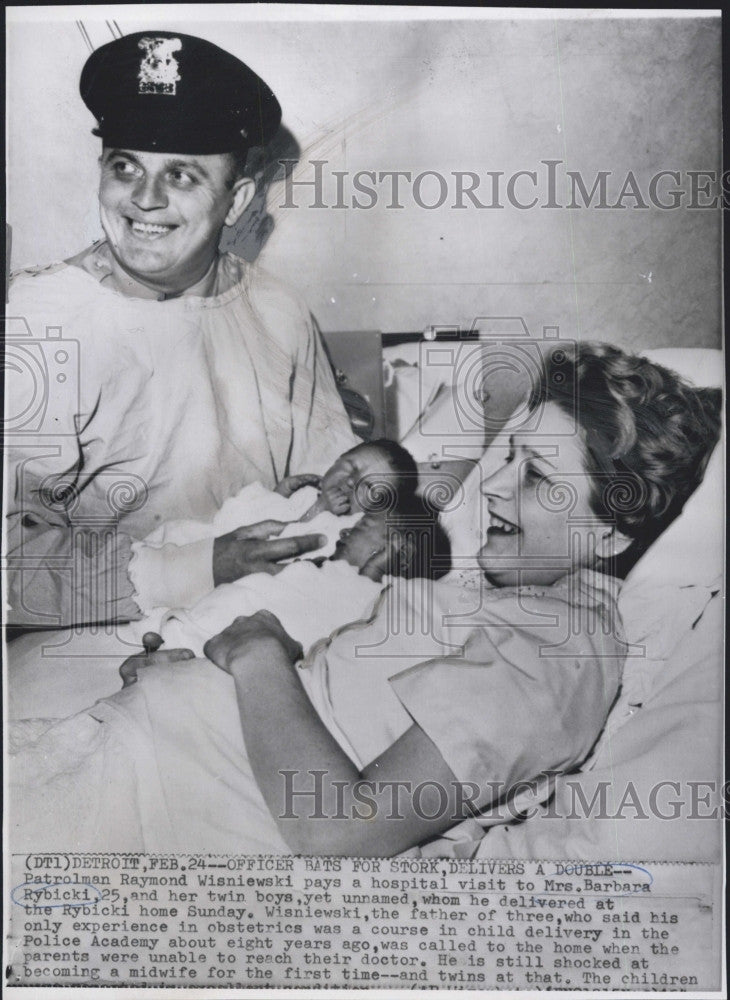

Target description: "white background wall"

left=7, top=7, right=721, bottom=350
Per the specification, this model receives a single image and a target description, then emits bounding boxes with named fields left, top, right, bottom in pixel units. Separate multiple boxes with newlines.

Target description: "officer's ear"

left=225, top=177, right=256, bottom=226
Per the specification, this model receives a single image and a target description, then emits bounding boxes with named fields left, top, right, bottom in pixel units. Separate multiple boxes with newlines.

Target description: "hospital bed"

left=6, top=335, right=724, bottom=864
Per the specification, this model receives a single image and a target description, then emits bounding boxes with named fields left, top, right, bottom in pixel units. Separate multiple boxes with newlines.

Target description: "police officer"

left=6, top=31, right=356, bottom=632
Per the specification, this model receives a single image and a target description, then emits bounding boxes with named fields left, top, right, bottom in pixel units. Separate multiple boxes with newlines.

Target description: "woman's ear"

left=225, top=177, right=256, bottom=227
left=594, top=526, right=633, bottom=560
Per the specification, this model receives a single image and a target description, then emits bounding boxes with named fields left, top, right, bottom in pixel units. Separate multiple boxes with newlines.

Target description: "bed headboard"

left=321, top=327, right=505, bottom=506
left=320, top=329, right=384, bottom=439
left=319, top=327, right=483, bottom=445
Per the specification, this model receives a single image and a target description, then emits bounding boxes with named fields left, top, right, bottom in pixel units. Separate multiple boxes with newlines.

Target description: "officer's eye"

left=111, top=159, right=142, bottom=179
left=168, top=169, right=197, bottom=188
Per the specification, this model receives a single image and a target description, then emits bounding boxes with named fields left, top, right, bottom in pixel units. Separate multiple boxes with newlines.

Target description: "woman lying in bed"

left=9, top=343, right=720, bottom=856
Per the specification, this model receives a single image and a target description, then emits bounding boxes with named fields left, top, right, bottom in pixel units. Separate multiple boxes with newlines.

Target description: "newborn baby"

left=295, top=438, right=418, bottom=520
left=126, top=439, right=420, bottom=630
left=156, top=500, right=450, bottom=657
left=140, top=438, right=418, bottom=556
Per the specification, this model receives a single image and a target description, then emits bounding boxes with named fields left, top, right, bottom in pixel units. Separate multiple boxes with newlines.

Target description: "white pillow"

left=621, top=348, right=723, bottom=590
left=619, top=438, right=723, bottom=594
left=639, top=347, right=723, bottom=389
left=617, top=348, right=723, bottom=650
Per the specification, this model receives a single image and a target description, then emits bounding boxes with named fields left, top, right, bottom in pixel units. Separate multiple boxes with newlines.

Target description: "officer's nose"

left=131, top=174, right=169, bottom=212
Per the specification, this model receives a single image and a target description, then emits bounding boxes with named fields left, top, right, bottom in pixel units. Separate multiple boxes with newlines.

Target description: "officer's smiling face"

left=99, top=148, right=254, bottom=292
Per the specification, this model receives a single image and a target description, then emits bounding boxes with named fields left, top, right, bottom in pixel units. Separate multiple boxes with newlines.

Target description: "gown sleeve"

left=5, top=502, right=141, bottom=628
left=245, top=268, right=358, bottom=476
left=4, top=291, right=142, bottom=627
left=389, top=611, right=623, bottom=801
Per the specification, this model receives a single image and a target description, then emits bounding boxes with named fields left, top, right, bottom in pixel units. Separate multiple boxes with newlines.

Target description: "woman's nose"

left=480, top=460, right=515, bottom=500
left=131, top=174, right=168, bottom=211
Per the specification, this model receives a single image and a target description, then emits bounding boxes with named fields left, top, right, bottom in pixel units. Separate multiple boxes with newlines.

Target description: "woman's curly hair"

left=531, top=343, right=721, bottom=564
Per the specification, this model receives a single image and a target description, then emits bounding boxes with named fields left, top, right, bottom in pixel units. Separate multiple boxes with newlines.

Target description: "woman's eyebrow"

left=525, top=447, right=557, bottom=470
left=508, top=436, right=558, bottom=470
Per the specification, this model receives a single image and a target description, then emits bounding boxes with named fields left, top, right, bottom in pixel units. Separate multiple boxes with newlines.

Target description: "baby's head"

left=331, top=496, right=451, bottom=582
left=319, top=439, right=418, bottom=516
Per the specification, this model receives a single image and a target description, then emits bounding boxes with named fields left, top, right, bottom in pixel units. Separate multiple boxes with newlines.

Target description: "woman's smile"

left=477, top=403, right=601, bottom=586
left=486, top=511, right=521, bottom=537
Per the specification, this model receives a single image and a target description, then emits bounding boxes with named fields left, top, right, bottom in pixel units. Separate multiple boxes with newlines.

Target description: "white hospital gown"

left=8, top=569, right=625, bottom=854
left=125, top=481, right=362, bottom=620
left=5, top=249, right=356, bottom=627
left=158, top=560, right=382, bottom=658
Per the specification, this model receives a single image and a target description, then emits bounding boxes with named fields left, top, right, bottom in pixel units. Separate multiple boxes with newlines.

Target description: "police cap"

left=80, top=31, right=282, bottom=154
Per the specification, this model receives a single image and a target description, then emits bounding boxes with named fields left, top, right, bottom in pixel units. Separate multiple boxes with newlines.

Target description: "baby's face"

left=319, top=446, right=395, bottom=515
left=331, top=513, right=389, bottom=570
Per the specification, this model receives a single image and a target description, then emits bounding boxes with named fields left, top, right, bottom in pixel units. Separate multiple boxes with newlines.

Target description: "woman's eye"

left=524, top=464, right=544, bottom=483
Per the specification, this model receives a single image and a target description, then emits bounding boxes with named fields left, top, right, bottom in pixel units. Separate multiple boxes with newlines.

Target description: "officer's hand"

left=212, top=521, right=327, bottom=586
left=274, top=473, right=322, bottom=498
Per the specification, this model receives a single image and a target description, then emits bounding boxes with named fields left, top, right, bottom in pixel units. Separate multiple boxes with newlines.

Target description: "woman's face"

left=478, top=402, right=608, bottom=587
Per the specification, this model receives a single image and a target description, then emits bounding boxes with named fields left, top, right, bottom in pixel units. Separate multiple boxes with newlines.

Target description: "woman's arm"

left=204, top=613, right=476, bottom=856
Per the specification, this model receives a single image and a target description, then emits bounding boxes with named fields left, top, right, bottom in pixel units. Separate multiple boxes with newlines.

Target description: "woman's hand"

left=213, top=521, right=326, bottom=586
left=274, top=473, right=321, bottom=497
left=204, top=610, right=303, bottom=675
left=119, top=633, right=194, bottom=688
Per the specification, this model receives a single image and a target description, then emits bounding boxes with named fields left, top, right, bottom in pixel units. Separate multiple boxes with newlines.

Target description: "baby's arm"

left=299, top=496, right=326, bottom=521
left=300, top=488, right=350, bottom=521
left=301, top=478, right=354, bottom=520
left=274, top=473, right=322, bottom=499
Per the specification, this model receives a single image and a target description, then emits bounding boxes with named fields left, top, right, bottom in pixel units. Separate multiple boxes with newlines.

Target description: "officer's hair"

left=224, top=148, right=254, bottom=188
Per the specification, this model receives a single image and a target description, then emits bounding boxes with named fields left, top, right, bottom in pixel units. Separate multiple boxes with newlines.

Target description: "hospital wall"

left=7, top=12, right=721, bottom=351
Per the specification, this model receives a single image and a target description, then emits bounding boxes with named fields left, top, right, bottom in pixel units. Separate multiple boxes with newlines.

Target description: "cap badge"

left=138, top=37, right=182, bottom=95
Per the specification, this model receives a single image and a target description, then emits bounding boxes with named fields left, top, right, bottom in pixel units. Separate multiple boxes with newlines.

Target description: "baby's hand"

left=119, top=636, right=195, bottom=688
left=300, top=485, right=350, bottom=521
left=319, top=480, right=354, bottom=515
left=274, top=473, right=321, bottom=498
